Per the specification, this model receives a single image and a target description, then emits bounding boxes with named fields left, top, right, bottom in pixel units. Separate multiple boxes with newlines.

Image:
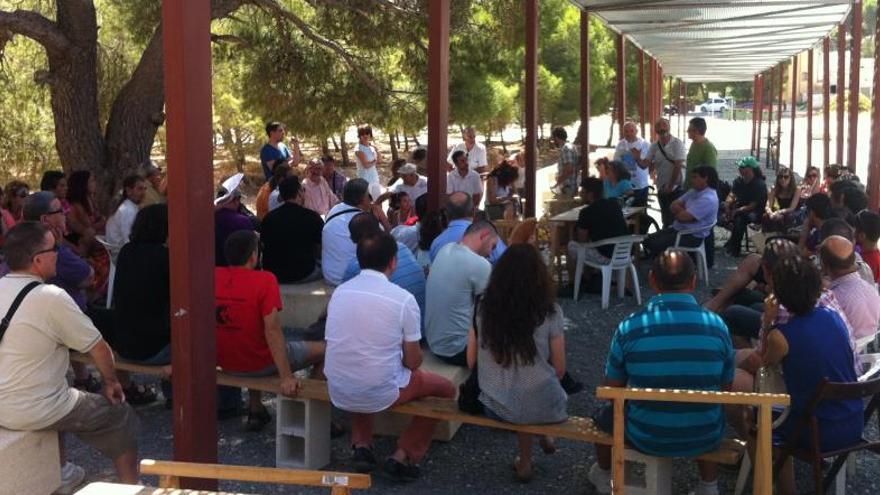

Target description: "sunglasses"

left=806, top=173, right=818, bottom=178
left=46, top=208, right=64, bottom=216
left=779, top=175, right=791, bottom=179
left=32, top=244, right=59, bottom=257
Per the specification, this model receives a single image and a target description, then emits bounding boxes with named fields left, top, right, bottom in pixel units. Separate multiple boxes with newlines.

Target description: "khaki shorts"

left=44, top=391, right=139, bottom=459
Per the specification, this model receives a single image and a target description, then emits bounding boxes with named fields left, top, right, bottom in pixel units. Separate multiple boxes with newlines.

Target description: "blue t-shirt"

left=604, top=179, right=633, bottom=199
left=342, top=242, right=426, bottom=330
left=777, top=307, right=862, bottom=423
left=260, top=143, right=291, bottom=180
left=605, top=293, right=735, bottom=457
left=429, top=219, right=507, bottom=264
left=672, top=187, right=719, bottom=238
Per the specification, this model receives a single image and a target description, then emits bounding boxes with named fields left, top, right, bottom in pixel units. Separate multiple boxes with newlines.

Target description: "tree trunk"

left=331, top=135, right=339, bottom=152
left=411, top=133, right=420, bottom=147
left=499, top=129, right=508, bottom=154
left=339, top=132, right=350, bottom=167
left=606, top=111, right=615, bottom=147
left=403, top=133, right=409, bottom=151
left=389, top=129, right=399, bottom=162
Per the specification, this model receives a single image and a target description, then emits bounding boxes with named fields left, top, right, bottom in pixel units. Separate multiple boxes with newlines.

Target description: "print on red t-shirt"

left=214, top=267, right=283, bottom=372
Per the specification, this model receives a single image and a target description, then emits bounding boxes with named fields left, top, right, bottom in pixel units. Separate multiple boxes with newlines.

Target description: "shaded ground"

left=68, top=154, right=879, bottom=494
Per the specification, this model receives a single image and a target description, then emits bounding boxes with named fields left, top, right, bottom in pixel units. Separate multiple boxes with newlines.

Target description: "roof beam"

left=584, top=0, right=849, bottom=12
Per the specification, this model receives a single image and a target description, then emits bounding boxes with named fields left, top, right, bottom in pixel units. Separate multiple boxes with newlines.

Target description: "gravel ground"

left=68, top=155, right=879, bottom=494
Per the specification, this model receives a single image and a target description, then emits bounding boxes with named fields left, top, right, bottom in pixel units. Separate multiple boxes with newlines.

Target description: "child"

left=855, top=209, right=880, bottom=283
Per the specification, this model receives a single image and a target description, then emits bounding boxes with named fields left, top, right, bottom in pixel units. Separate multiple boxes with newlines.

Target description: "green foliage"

left=830, top=92, right=872, bottom=112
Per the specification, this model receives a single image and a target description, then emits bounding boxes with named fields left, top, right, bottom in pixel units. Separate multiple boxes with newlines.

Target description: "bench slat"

left=140, top=459, right=370, bottom=489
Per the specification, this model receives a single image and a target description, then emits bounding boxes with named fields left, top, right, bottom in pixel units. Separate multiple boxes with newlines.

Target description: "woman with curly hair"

left=602, top=160, right=633, bottom=201
left=467, top=244, right=568, bottom=482
left=3, top=180, right=29, bottom=227
left=486, top=160, right=520, bottom=220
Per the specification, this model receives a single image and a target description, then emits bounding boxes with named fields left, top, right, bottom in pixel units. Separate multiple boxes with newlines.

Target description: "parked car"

left=699, top=98, right=729, bottom=113
left=663, top=104, right=678, bottom=116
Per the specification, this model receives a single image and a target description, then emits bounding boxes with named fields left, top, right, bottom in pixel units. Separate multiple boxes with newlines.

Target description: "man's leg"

left=350, top=412, right=375, bottom=450
left=392, top=369, right=455, bottom=464
left=436, top=348, right=468, bottom=367
left=643, top=227, right=678, bottom=258
left=695, top=460, right=719, bottom=493
left=721, top=305, right=762, bottom=348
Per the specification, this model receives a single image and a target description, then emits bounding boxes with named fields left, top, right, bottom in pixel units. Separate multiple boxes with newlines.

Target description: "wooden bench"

left=278, top=280, right=334, bottom=329
left=73, top=354, right=788, bottom=492
left=139, top=458, right=369, bottom=494
left=0, top=427, right=60, bottom=494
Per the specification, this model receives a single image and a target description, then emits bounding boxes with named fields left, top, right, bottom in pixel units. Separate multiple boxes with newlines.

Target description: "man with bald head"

left=429, top=191, right=506, bottom=264
left=589, top=250, right=734, bottom=495
left=820, top=235, right=880, bottom=342
left=613, top=121, right=651, bottom=206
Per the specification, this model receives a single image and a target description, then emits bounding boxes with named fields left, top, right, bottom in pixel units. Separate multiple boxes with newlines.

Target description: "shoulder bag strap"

left=656, top=140, right=673, bottom=163
left=325, top=208, right=362, bottom=224
left=0, top=281, right=41, bottom=344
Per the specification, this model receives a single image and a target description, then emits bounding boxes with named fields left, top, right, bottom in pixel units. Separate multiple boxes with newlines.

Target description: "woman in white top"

left=354, top=125, right=381, bottom=186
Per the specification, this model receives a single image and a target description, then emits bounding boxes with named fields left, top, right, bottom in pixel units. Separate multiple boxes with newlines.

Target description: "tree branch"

left=0, top=9, right=69, bottom=54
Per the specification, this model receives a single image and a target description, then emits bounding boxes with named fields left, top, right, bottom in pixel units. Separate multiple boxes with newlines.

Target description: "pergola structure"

left=161, top=0, right=880, bottom=489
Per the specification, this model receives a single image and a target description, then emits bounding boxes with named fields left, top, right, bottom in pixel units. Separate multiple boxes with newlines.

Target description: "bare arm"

left=472, top=193, right=482, bottom=209
left=466, top=328, right=477, bottom=370
left=402, top=340, right=422, bottom=371
left=576, top=227, right=590, bottom=243
left=549, top=334, right=566, bottom=379
left=263, top=309, right=298, bottom=397
left=88, top=340, right=125, bottom=405
left=667, top=160, right=684, bottom=190
left=704, top=254, right=762, bottom=313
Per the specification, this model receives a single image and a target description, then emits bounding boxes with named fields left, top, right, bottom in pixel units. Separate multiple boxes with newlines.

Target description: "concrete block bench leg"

left=276, top=398, right=330, bottom=470
left=623, top=448, right=672, bottom=495
left=0, top=428, right=61, bottom=494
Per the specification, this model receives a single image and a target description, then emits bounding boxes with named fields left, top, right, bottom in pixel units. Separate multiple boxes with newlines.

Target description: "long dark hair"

left=773, top=166, right=797, bottom=198
left=67, top=170, right=93, bottom=213
left=479, top=244, right=556, bottom=368
left=489, top=161, right=520, bottom=188
left=269, top=164, right=292, bottom=190
left=608, top=160, right=631, bottom=182
left=418, top=210, right=446, bottom=251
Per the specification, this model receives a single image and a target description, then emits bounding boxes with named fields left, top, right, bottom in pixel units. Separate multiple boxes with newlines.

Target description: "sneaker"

left=689, top=480, right=720, bottom=495
left=245, top=407, right=272, bottom=431
left=351, top=446, right=377, bottom=473
left=380, top=457, right=419, bottom=482
left=55, top=462, right=85, bottom=495
left=587, top=463, right=611, bottom=494
left=560, top=372, right=584, bottom=395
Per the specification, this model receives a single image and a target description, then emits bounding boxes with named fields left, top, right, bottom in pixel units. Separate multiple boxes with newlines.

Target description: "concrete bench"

left=278, top=280, right=334, bottom=329
left=0, top=427, right=61, bottom=494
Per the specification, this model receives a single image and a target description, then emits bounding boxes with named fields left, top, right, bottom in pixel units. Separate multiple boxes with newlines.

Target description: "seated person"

left=215, top=230, right=325, bottom=431
left=854, top=209, right=880, bottom=282
left=256, top=164, right=291, bottom=221
left=820, top=235, right=880, bottom=342
left=642, top=166, right=718, bottom=258
left=429, top=191, right=506, bottom=264
left=323, top=179, right=371, bottom=285
left=467, top=244, right=567, bottom=482
left=388, top=192, right=418, bottom=228
left=722, top=156, right=767, bottom=257
left=589, top=251, right=734, bottom=495
left=601, top=160, right=633, bottom=201
left=105, top=175, right=147, bottom=247
left=301, top=158, right=339, bottom=217
left=391, top=194, right=428, bottom=255
left=377, top=162, right=427, bottom=207
left=214, top=177, right=254, bottom=267
left=485, top=161, right=520, bottom=221
left=0, top=222, right=139, bottom=486
left=342, top=213, right=426, bottom=329
left=425, top=220, right=497, bottom=366
left=112, top=204, right=172, bottom=402
left=797, top=193, right=833, bottom=255
left=761, top=166, right=800, bottom=233
left=446, top=151, right=483, bottom=208
left=260, top=177, right=324, bottom=284
left=736, top=256, right=862, bottom=495
left=829, top=179, right=867, bottom=213
left=566, top=177, right=629, bottom=275
left=325, top=233, right=455, bottom=481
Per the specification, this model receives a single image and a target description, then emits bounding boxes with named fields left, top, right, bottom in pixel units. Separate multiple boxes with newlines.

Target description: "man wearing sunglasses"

left=0, top=222, right=139, bottom=488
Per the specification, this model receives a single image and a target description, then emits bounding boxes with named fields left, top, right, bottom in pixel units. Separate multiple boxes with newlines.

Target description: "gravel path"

left=67, top=156, right=879, bottom=494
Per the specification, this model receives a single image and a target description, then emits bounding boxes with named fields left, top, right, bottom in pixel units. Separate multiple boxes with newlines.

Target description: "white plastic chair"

left=95, top=235, right=123, bottom=309
left=573, top=235, right=644, bottom=309
left=672, top=220, right=716, bottom=286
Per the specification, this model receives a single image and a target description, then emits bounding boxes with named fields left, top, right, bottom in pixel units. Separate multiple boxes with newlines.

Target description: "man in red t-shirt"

left=855, top=210, right=880, bottom=283
left=215, top=230, right=325, bottom=430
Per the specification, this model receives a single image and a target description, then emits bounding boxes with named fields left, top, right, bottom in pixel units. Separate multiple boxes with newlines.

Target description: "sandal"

left=123, top=383, right=157, bottom=405
left=73, top=375, right=102, bottom=393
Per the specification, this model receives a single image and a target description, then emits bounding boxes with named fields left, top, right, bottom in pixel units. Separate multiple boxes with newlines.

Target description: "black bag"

left=457, top=297, right=483, bottom=415
left=0, top=281, right=41, bottom=344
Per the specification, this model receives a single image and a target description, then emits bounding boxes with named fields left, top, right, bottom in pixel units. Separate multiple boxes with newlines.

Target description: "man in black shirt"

left=259, top=177, right=324, bottom=283
left=567, top=177, right=629, bottom=276
left=723, top=157, right=767, bottom=257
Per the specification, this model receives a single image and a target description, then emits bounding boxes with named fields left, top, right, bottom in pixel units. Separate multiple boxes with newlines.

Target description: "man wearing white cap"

left=376, top=163, right=428, bottom=206
left=214, top=173, right=254, bottom=266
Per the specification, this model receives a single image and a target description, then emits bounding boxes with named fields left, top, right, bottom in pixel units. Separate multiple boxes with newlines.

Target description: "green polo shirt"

left=684, top=138, right=718, bottom=189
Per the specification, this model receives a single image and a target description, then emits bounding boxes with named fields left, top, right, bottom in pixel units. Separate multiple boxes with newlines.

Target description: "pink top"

left=1, top=208, right=17, bottom=231
left=302, top=177, right=338, bottom=216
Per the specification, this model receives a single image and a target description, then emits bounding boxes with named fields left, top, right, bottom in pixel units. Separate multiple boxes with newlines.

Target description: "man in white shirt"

left=613, top=121, right=651, bottom=206
left=0, top=222, right=139, bottom=485
left=647, top=118, right=687, bottom=227
left=447, top=150, right=483, bottom=208
left=446, top=127, right=488, bottom=174
left=322, top=179, right=371, bottom=285
left=105, top=175, right=147, bottom=247
left=375, top=163, right=428, bottom=206
left=324, top=232, right=455, bottom=481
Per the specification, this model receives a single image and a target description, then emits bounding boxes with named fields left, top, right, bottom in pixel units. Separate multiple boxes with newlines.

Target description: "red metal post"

left=847, top=1, right=863, bottom=171
left=767, top=68, right=775, bottom=163
left=751, top=75, right=758, bottom=155
left=580, top=11, right=591, bottom=177
left=807, top=48, right=814, bottom=169
left=837, top=23, right=846, bottom=165
left=679, top=80, right=685, bottom=141
left=525, top=0, right=538, bottom=217
left=638, top=49, right=645, bottom=136
left=756, top=74, right=764, bottom=160
left=615, top=33, right=626, bottom=139
left=868, top=4, right=880, bottom=209
left=682, top=81, right=688, bottom=144
left=426, top=0, right=449, bottom=212
left=657, top=66, right=664, bottom=133
left=824, top=37, right=831, bottom=167
left=777, top=61, right=784, bottom=151
left=790, top=55, right=799, bottom=168
left=161, top=0, right=217, bottom=488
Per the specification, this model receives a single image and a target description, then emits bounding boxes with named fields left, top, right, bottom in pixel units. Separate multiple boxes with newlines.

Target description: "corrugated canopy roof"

left=570, top=0, right=854, bottom=82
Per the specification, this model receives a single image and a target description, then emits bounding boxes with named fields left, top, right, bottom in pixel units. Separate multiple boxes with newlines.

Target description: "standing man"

left=588, top=251, right=734, bottom=495
left=260, top=122, right=302, bottom=181
left=551, top=126, right=580, bottom=198
left=105, top=175, right=148, bottom=248
left=447, top=151, right=483, bottom=208
left=0, top=222, right=139, bottom=486
left=684, top=117, right=718, bottom=189
left=140, top=162, right=166, bottom=207
left=613, top=121, right=651, bottom=206
left=647, top=118, right=687, bottom=227
left=446, top=127, right=488, bottom=174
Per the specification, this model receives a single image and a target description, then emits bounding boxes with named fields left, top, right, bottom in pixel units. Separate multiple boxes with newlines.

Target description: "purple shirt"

left=673, top=187, right=718, bottom=238
left=50, top=244, right=92, bottom=310
left=326, top=171, right=347, bottom=201
left=215, top=208, right=254, bottom=266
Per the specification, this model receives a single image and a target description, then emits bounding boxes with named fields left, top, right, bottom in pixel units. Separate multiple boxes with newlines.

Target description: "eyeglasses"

left=806, top=173, right=819, bottom=178
left=779, top=175, right=791, bottom=179
left=32, top=244, right=59, bottom=257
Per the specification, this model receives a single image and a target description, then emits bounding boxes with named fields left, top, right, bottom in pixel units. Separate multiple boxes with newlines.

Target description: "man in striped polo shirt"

left=589, top=250, right=735, bottom=495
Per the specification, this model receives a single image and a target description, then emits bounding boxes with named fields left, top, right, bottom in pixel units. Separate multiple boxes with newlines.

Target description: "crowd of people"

left=0, top=116, right=877, bottom=494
